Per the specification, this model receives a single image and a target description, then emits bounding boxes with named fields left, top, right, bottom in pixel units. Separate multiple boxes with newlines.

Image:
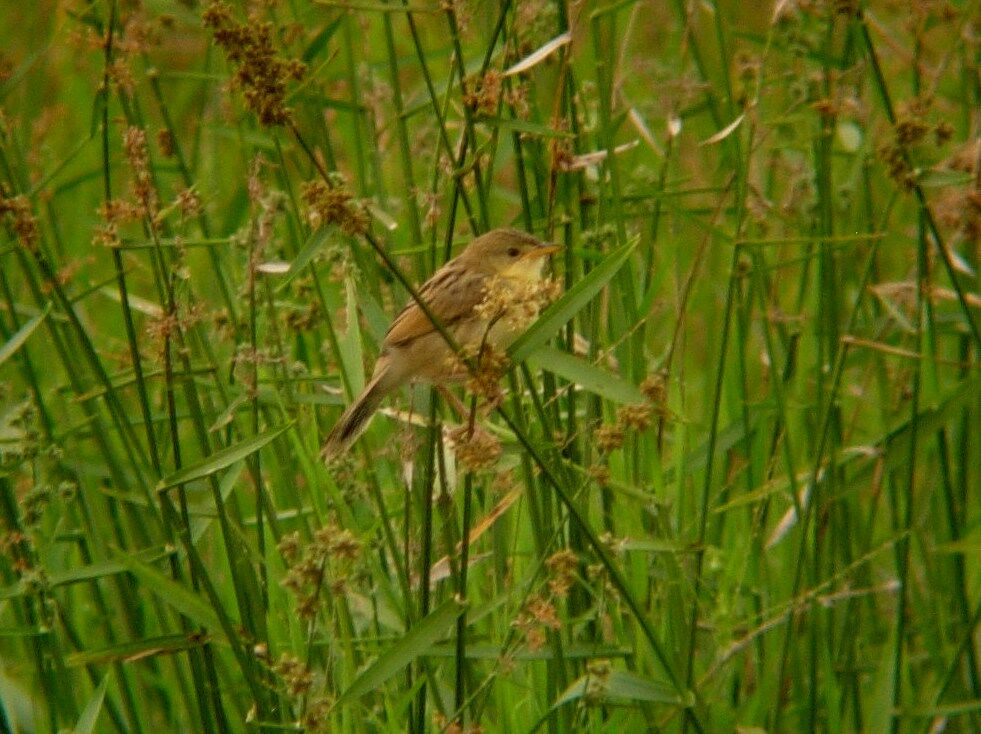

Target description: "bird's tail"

left=321, top=372, right=390, bottom=462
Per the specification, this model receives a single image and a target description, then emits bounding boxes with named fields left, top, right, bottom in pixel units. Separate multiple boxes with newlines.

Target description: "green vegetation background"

left=0, top=0, right=977, bottom=732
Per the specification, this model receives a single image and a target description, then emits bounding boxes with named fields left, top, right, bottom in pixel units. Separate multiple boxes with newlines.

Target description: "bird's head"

left=459, top=228, right=561, bottom=280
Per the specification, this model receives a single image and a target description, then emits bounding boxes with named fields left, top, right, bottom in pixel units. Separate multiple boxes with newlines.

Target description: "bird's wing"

left=385, top=265, right=487, bottom=348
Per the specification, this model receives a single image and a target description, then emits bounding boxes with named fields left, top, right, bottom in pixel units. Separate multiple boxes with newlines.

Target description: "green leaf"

left=312, top=0, right=436, bottom=12
left=302, top=16, right=344, bottom=63
left=932, top=539, right=981, bottom=555
left=117, top=554, right=226, bottom=637
left=864, top=624, right=898, bottom=732
left=900, top=700, right=981, bottom=717
left=604, top=670, right=691, bottom=704
left=339, top=277, right=366, bottom=395
left=476, top=117, right=574, bottom=139
left=915, top=169, right=973, bottom=188
left=49, top=547, right=172, bottom=587
left=424, top=643, right=631, bottom=660
left=665, top=412, right=759, bottom=484
left=156, top=422, right=293, bottom=490
left=620, top=539, right=701, bottom=554
left=207, top=392, right=248, bottom=433
left=276, top=226, right=336, bottom=292
left=554, top=669, right=688, bottom=708
left=0, top=625, right=47, bottom=637
left=526, top=345, right=646, bottom=405
left=190, top=461, right=244, bottom=544
left=335, top=597, right=465, bottom=705
left=510, top=238, right=638, bottom=362
left=0, top=303, right=50, bottom=367
left=68, top=634, right=207, bottom=668
left=73, top=673, right=108, bottom=734
left=533, top=669, right=692, bottom=732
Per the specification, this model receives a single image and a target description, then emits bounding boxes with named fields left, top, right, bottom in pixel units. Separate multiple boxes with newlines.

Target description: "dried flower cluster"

left=548, top=125, right=575, bottom=173
left=300, top=179, right=369, bottom=236
left=937, top=142, right=981, bottom=244
left=299, top=697, right=333, bottom=733
left=41, top=256, right=90, bottom=294
left=271, top=649, right=333, bottom=729
left=145, top=304, right=202, bottom=363
left=273, top=653, right=312, bottom=697
left=93, top=201, right=131, bottom=248
left=440, top=0, right=471, bottom=34
left=513, top=0, right=558, bottom=55
left=0, top=192, right=40, bottom=252
left=434, top=272, right=559, bottom=417
left=123, top=126, right=160, bottom=226
left=284, top=301, right=321, bottom=332
left=279, top=526, right=362, bottom=620
left=584, top=659, right=613, bottom=704
left=99, top=198, right=143, bottom=226
left=95, top=129, right=197, bottom=247
left=594, top=402, right=657, bottom=453
left=231, top=345, right=281, bottom=395
left=639, top=372, right=667, bottom=404
left=447, top=426, right=502, bottom=473
left=108, top=57, right=136, bottom=96
left=253, top=191, right=285, bottom=259
left=432, top=711, right=484, bottom=734
left=594, top=423, right=624, bottom=453
left=202, top=2, right=306, bottom=127
left=474, top=274, right=561, bottom=334
left=617, top=403, right=655, bottom=432
left=463, top=70, right=503, bottom=116
left=19, top=485, right=52, bottom=527
left=513, top=593, right=562, bottom=651
left=460, top=343, right=509, bottom=409
left=175, top=188, right=202, bottom=219
left=878, top=96, right=953, bottom=190
left=156, top=129, right=175, bottom=158
left=545, top=549, right=579, bottom=597
left=420, top=189, right=442, bottom=230
left=505, top=81, right=531, bottom=120
left=0, top=529, right=34, bottom=576
left=587, top=463, right=611, bottom=486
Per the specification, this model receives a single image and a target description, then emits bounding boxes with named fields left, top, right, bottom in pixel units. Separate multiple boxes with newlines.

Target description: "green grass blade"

left=275, top=226, right=335, bottom=292
left=0, top=302, right=50, bottom=367
left=553, top=669, right=689, bottom=708
left=72, top=673, right=109, bottom=734
left=336, top=597, right=466, bottom=706
left=156, top=423, right=293, bottom=491
left=526, top=345, right=646, bottom=405
left=117, top=554, right=225, bottom=637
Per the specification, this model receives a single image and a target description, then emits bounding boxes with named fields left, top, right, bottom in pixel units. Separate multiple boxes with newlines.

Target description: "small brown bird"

left=321, top=228, right=560, bottom=460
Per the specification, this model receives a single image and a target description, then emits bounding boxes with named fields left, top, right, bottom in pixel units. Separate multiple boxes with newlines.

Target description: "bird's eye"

left=507, top=247, right=520, bottom=257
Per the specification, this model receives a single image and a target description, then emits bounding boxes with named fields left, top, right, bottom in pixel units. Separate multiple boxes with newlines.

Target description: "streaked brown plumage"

left=321, top=228, right=559, bottom=460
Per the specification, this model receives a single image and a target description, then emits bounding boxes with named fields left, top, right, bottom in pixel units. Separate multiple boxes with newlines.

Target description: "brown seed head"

left=203, top=2, right=306, bottom=127
left=0, top=194, right=40, bottom=252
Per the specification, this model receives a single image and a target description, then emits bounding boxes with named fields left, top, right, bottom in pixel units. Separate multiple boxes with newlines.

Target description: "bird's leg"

left=438, top=312, right=505, bottom=440
left=466, top=312, right=505, bottom=437
left=435, top=386, right=493, bottom=447
left=466, top=395, right=479, bottom=438
left=407, top=385, right=416, bottom=435
left=436, top=386, right=470, bottom=422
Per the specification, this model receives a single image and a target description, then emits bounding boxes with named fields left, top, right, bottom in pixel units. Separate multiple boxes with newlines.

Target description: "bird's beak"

left=523, top=242, right=562, bottom=260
